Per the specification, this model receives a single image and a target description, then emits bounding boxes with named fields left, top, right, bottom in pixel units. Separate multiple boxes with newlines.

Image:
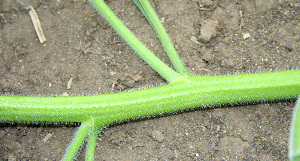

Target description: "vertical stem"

left=90, top=0, right=183, bottom=83
left=85, top=127, right=101, bottom=161
left=62, top=122, right=93, bottom=161
left=133, top=0, right=189, bottom=75
left=290, top=97, right=300, bottom=161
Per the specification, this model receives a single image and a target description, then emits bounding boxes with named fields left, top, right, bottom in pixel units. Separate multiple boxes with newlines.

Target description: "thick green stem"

left=62, top=122, right=93, bottom=161
left=133, top=0, right=189, bottom=74
left=1, top=70, right=299, bottom=126
left=90, top=0, right=183, bottom=83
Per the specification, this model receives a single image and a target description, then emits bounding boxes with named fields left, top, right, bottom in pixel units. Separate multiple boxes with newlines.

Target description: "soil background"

left=0, top=0, right=299, bottom=160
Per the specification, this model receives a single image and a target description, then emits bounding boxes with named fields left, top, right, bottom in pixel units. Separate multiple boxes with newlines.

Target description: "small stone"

left=62, top=92, right=69, bottom=96
left=199, top=0, right=214, bottom=6
left=42, top=133, right=54, bottom=143
left=199, top=19, right=218, bottom=42
left=160, top=17, right=165, bottom=24
left=7, top=141, right=21, bottom=151
left=191, top=36, right=201, bottom=45
left=202, top=50, right=213, bottom=62
left=116, top=84, right=126, bottom=90
left=67, top=77, right=73, bottom=90
left=150, top=130, right=164, bottom=143
left=243, top=33, right=250, bottom=40
left=8, top=154, right=17, bottom=161
left=124, top=80, right=135, bottom=88
left=131, top=74, right=142, bottom=81
left=221, top=59, right=234, bottom=67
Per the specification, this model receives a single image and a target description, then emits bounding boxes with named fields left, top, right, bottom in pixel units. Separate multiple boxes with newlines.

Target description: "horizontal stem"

left=1, top=70, right=299, bottom=127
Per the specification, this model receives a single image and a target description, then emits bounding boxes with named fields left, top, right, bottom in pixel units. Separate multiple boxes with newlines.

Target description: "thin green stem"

left=63, top=122, right=93, bottom=161
left=133, top=0, right=189, bottom=75
left=85, top=127, right=101, bottom=161
left=90, top=0, right=183, bottom=83
left=290, top=97, right=300, bottom=161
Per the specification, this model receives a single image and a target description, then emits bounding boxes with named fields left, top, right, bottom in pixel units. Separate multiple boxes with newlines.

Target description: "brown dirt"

left=0, top=0, right=299, bottom=160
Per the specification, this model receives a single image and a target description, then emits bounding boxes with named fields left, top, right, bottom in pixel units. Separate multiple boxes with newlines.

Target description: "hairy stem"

left=63, top=122, right=93, bottom=161
left=290, top=97, right=300, bottom=161
left=133, top=0, right=189, bottom=74
left=85, top=126, right=101, bottom=161
left=90, top=0, right=183, bottom=83
left=1, top=70, right=299, bottom=126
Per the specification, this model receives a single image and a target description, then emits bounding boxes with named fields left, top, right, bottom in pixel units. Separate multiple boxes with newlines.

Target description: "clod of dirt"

left=255, top=0, right=284, bottom=12
left=131, top=74, right=142, bottom=82
left=7, top=141, right=21, bottom=151
left=199, top=19, right=218, bottom=42
left=202, top=49, right=214, bottom=62
left=8, top=154, right=17, bottom=161
left=219, top=136, right=250, bottom=160
left=124, top=79, right=135, bottom=88
left=221, top=59, right=235, bottom=68
left=212, top=6, right=240, bottom=32
left=0, top=130, right=6, bottom=138
left=107, top=132, right=126, bottom=145
left=150, top=130, right=164, bottom=143
left=0, top=0, right=39, bottom=12
left=198, top=0, right=214, bottom=6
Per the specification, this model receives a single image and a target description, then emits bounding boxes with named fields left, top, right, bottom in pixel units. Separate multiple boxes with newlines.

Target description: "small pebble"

left=243, top=33, right=250, bottom=40
left=199, top=19, right=218, bottom=42
left=62, top=92, right=69, bottom=96
left=150, top=130, right=164, bottom=143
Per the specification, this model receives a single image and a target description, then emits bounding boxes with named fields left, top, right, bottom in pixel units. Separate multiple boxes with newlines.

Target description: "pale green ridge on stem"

left=90, top=0, right=183, bottom=83
left=133, top=0, right=189, bottom=75
left=1, top=70, right=299, bottom=126
left=290, top=97, right=300, bottom=161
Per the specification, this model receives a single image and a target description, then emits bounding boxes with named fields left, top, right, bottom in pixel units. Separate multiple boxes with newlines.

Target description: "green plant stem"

left=1, top=70, right=299, bottom=127
left=133, top=0, right=189, bottom=75
left=290, top=97, right=300, bottom=161
left=90, top=0, right=183, bottom=83
left=63, top=122, right=93, bottom=161
left=1, top=1, right=299, bottom=160
left=85, top=127, right=100, bottom=161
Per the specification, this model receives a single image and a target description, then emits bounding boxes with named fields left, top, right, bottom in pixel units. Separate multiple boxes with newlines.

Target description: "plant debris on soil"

left=0, top=0, right=299, bottom=160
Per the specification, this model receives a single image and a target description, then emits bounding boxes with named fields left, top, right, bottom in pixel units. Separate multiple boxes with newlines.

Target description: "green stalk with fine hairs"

left=290, top=97, right=300, bottom=161
left=133, top=0, right=189, bottom=74
left=90, top=0, right=183, bottom=83
left=63, top=122, right=93, bottom=161
left=85, top=128, right=100, bottom=161
left=1, top=70, right=299, bottom=125
left=0, top=0, right=299, bottom=160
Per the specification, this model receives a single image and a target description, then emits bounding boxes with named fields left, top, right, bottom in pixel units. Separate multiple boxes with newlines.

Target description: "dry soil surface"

left=0, top=0, right=299, bottom=160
